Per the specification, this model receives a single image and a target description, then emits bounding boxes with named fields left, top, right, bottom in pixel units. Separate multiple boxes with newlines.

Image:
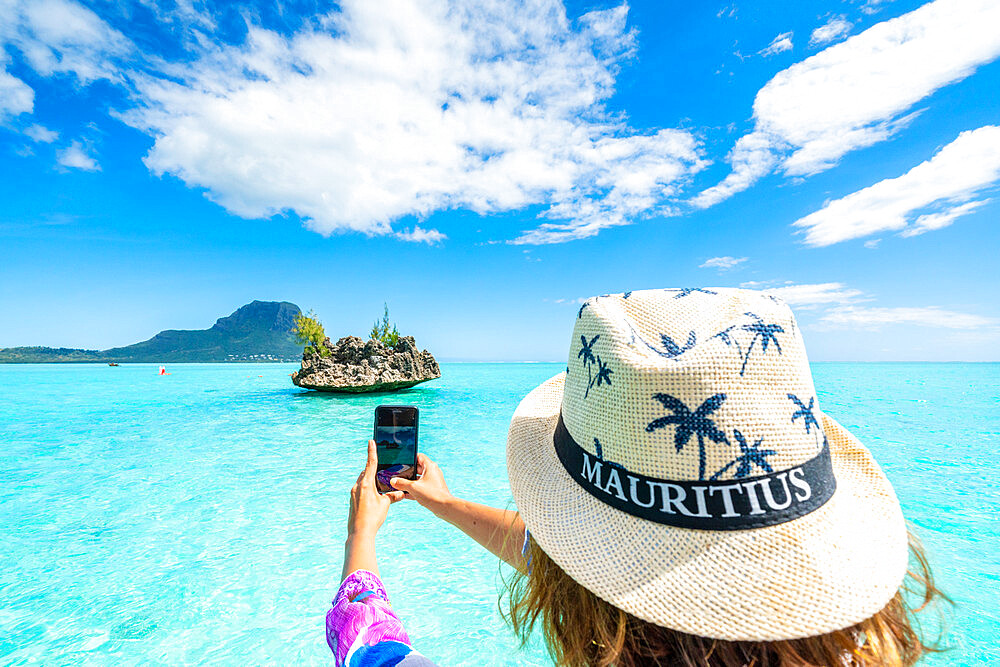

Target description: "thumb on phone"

left=389, top=476, right=414, bottom=493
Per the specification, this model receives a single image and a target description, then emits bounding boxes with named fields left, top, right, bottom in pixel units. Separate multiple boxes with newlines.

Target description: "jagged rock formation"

left=291, top=335, right=440, bottom=392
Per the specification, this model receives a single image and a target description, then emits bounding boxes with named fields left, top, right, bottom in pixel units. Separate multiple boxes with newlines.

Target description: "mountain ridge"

left=0, top=301, right=304, bottom=363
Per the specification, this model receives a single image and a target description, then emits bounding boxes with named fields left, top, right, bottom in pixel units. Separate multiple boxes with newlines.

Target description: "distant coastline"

left=0, top=301, right=303, bottom=364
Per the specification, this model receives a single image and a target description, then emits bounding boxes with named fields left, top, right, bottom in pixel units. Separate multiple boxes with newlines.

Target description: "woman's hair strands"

left=501, top=531, right=948, bottom=667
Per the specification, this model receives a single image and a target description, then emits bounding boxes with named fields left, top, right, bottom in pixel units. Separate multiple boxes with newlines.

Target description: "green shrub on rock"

left=292, top=310, right=330, bottom=357
left=370, top=303, right=400, bottom=347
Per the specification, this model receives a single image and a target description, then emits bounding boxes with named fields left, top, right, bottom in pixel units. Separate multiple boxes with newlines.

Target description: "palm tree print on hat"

left=578, top=335, right=613, bottom=398
left=578, top=334, right=598, bottom=366
left=709, top=429, right=776, bottom=480
left=737, top=312, right=785, bottom=376
left=578, top=301, right=590, bottom=319
left=621, top=317, right=697, bottom=360
left=788, top=394, right=820, bottom=434
left=593, top=357, right=613, bottom=391
left=646, top=392, right=729, bottom=481
left=593, top=437, right=624, bottom=470
left=633, top=330, right=697, bottom=358
left=668, top=287, right=717, bottom=299
left=657, top=331, right=697, bottom=358
left=712, top=324, right=743, bottom=360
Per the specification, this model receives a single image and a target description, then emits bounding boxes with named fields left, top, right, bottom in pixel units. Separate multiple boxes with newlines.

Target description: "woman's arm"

left=388, top=454, right=527, bottom=568
left=328, top=441, right=435, bottom=667
left=342, top=439, right=405, bottom=579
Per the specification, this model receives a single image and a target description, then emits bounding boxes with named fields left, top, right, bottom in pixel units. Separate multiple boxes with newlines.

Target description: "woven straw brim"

left=507, top=373, right=909, bottom=642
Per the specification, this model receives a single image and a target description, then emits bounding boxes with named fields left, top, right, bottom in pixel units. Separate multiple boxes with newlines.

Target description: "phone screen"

left=373, top=405, right=418, bottom=493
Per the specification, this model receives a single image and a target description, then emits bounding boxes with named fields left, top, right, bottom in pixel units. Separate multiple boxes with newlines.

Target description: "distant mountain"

left=0, top=301, right=304, bottom=363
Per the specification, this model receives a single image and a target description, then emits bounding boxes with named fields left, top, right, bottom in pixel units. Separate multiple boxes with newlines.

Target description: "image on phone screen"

left=373, top=406, right=418, bottom=493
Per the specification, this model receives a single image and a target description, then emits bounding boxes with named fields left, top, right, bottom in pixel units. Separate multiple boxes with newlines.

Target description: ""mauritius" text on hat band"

left=553, top=416, right=837, bottom=531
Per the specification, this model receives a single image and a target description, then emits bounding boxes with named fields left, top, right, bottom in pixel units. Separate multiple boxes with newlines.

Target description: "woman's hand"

left=347, top=440, right=405, bottom=539
left=391, top=453, right=526, bottom=567
left=389, top=453, right=454, bottom=512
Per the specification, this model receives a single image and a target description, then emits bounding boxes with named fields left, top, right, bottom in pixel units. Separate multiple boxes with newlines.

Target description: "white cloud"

left=56, top=141, right=99, bottom=171
left=900, top=200, right=989, bottom=237
left=24, top=123, right=58, bottom=142
left=0, top=57, right=33, bottom=119
left=760, top=282, right=863, bottom=308
left=760, top=32, right=794, bottom=57
left=793, top=125, right=1000, bottom=246
left=861, top=0, right=894, bottom=15
left=692, top=130, right=777, bottom=208
left=821, top=305, right=998, bottom=329
left=395, top=225, right=446, bottom=244
left=124, top=0, right=705, bottom=245
left=0, top=0, right=130, bottom=121
left=695, top=0, right=1000, bottom=207
left=0, top=0, right=132, bottom=83
left=10, top=0, right=130, bottom=82
left=746, top=282, right=996, bottom=333
left=699, top=256, right=747, bottom=271
left=809, top=17, right=851, bottom=47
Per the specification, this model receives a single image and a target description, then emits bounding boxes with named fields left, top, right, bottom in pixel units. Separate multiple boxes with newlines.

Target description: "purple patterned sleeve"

left=326, top=569, right=413, bottom=666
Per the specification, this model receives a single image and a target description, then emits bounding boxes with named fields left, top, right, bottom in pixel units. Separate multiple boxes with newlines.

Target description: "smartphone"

left=373, top=405, right=419, bottom=493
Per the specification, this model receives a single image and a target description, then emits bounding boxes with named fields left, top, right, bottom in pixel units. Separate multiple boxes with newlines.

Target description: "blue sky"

left=1, top=0, right=998, bottom=361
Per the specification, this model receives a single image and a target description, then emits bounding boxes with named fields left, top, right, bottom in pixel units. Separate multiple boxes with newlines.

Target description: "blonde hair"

left=502, top=531, right=946, bottom=667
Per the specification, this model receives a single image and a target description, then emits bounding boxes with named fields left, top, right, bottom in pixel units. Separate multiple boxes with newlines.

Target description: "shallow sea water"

left=0, top=362, right=996, bottom=665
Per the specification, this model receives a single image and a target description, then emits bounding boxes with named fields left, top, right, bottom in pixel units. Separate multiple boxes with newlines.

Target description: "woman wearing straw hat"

left=328, top=288, right=944, bottom=666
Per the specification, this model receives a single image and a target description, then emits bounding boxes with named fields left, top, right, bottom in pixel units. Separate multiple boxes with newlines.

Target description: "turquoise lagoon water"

left=0, top=362, right=997, bottom=665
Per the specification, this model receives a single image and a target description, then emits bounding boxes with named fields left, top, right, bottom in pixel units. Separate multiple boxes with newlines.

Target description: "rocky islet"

left=291, top=335, right=440, bottom=392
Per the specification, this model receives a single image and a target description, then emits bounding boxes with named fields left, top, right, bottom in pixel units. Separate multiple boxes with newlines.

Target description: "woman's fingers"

left=385, top=490, right=406, bottom=504
left=361, top=439, right=378, bottom=485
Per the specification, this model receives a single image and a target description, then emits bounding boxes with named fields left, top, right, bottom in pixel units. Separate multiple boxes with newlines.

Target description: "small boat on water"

left=108, top=362, right=120, bottom=367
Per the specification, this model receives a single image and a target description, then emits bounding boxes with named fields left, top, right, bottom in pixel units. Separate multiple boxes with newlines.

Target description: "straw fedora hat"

left=506, top=288, right=908, bottom=641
